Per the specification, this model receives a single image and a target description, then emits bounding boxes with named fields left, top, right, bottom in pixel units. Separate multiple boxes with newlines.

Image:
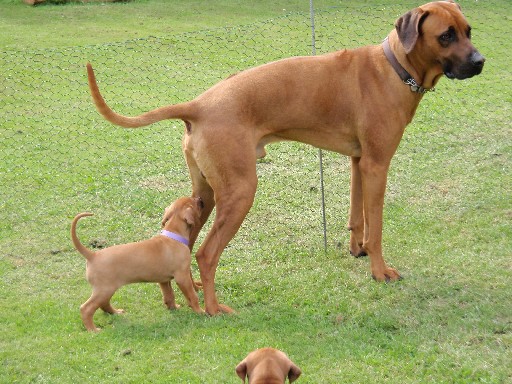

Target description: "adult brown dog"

left=236, top=348, right=302, bottom=384
left=71, top=197, right=205, bottom=331
left=86, top=1, right=484, bottom=315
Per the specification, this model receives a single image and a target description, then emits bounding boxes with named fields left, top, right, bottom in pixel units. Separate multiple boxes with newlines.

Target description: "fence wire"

left=1, top=2, right=510, bottom=256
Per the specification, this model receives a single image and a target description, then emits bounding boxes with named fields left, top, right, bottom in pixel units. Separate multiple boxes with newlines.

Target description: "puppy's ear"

left=161, top=207, right=172, bottom=228
left=235, top=361, right=247, bottom=382
left=395, top=8, right=429, bottom=53
left=183, top=207, right=196, bottom=227
left=445, top=0, right=461, bottom=10
left=288, top=362, right=302, bottom=383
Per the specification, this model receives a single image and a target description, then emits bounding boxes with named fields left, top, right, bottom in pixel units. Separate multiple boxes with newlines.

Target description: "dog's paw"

left=193, top=281, right=203, bottom=292
left=113, top=308, right=125, bottom=314
left=350, top=248, right=368, bottom=258
left=218, top=303, right=235, bottom=314
left=205, top=303, right=235, bottom=316
left=371, top=267, right=402, bottom=282
left=349, top=239, right=367, bottom=258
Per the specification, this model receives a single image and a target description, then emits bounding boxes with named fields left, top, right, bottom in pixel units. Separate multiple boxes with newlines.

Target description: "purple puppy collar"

left=161, top=230, right=189, bottom=246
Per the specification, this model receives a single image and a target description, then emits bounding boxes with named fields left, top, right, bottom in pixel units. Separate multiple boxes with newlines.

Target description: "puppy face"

left=236, top=348, right=301, bottom=383
left=161, top=197, right=203, bottom=230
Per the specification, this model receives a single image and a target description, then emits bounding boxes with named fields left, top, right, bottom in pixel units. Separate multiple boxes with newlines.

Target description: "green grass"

left=0, top=0, right=335, bottom=50
left=1, top=0, right=511, bottom=382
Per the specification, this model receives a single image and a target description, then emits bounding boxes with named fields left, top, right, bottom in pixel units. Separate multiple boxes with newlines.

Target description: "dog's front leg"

left=348, top=156, right=367, bottom=257
left=359, top=156, right=401, bottom=282
left=159, top=281, right=179, bottom=310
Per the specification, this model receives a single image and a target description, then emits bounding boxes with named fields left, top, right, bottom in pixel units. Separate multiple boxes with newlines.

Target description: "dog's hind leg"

left=80, top=299, right=100, bottom=332
left=99, top=297, right=125, bottom=315
left=183, top=138, right=215, bottom=249
left=184, top=149, right=216, bottom=291
left=80, top=289, right=116, bottom=332
left=196, top=171, right=258, bottom=315
left=183, top=126, right=258, bottom=314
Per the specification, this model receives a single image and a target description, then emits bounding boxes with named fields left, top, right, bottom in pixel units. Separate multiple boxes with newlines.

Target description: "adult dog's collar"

left=382, top=37, right=434, bottom=94
left=161, top=230, right=189, bottom=246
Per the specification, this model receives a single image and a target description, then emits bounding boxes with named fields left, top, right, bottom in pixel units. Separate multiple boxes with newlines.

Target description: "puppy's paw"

left=218, top=303, right=235, bottom=314
left=193, top=281, right=203, bottom=292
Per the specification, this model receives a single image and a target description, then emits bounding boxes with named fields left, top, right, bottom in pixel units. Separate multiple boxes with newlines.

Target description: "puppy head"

left=161, top=197, right=203, bottom=231
left=236, top=348, right=301, bottom=383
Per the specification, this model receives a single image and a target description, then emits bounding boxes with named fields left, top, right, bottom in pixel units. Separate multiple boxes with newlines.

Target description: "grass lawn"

left=1, top=0, right=511, bottom=382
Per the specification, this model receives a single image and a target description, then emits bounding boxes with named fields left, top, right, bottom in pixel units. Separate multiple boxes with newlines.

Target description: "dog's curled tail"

left=71, top=212, right=95, bottom=260
left=86, top=63, right=193, bottom=128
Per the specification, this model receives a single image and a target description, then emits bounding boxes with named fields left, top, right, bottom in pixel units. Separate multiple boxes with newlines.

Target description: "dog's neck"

left=160, top=230, right=189, bottom=246
left=385, top=31, right=443, bottom=92
left=382, top=37, right=434, bottom=94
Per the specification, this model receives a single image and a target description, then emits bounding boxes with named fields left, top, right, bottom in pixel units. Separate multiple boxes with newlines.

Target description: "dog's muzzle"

left=444, top=50, right=485, bottom=80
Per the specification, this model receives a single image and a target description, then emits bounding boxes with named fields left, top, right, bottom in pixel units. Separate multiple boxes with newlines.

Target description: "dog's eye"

left=439, top=32, right=451, bottom=42
left=438, top=28, right=455, bottom=47
left=466, top=27, right=472, bottom=39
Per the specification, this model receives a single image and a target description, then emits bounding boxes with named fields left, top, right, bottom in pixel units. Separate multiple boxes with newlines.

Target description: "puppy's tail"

left=71, top=213, right=95, bottom=261
left=86, top=63, right=194, bottom=128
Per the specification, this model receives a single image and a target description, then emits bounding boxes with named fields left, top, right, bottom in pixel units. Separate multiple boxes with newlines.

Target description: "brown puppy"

left=71, top=197, right=204, bottom=332
left=236, top=348, right=301, bottom=384
left=86, top=1, right=484, bottom=314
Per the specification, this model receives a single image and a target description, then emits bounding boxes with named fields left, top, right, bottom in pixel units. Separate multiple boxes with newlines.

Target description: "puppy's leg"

left=80, top=290, right=111, bottom=332
left=100, top=303, right=125, bottom=314
left=348, top=156, right=367, bottom=257
left=174, top=272, right=204, bottom=314
left=99, top=293, right=125, bottom=315
left=80, top=300, right=100, bottom=332
left=159, top=281, right=180, bottom=310
left=190, top=271, right=202, bottom=292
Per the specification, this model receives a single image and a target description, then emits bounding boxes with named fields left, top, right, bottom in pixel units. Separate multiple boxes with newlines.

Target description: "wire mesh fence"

left=1, top=1, right=510, bottom=256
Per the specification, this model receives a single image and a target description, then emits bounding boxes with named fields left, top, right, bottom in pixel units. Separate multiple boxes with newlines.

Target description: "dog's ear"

left=161, top=207, right=172, bottom=228
left=444, top=0, right=461, bottom=10
left=235, top=360, right=247, bottom=382
left=182, top=207, right=197, bottom=227
left=395, top=8, right=429, bottom=53
left=288, top=362, right=302, bottom=383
